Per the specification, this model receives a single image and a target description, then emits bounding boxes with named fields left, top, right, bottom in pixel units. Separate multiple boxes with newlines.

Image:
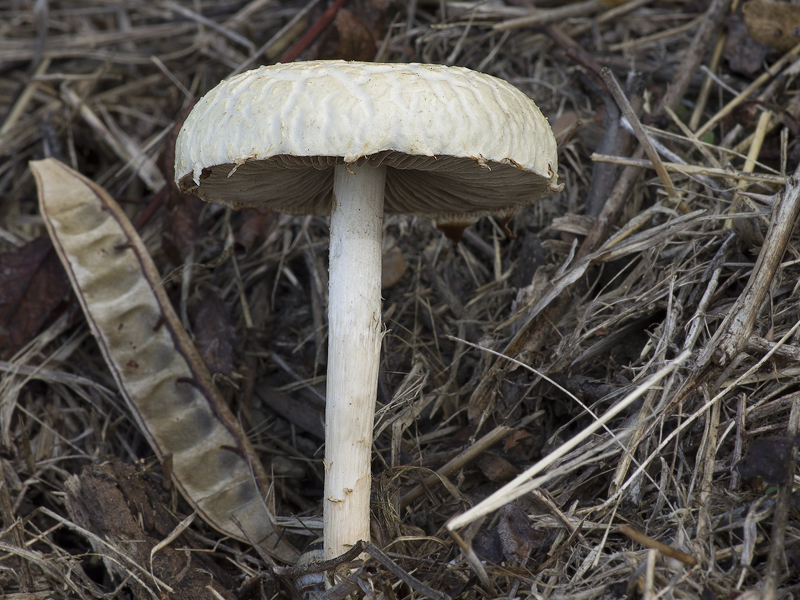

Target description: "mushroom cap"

left=175, top=60, right=560, bottom=225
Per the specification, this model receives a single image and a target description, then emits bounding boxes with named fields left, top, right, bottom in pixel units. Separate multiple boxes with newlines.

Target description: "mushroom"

left=174, top=60, right=560, bottom=560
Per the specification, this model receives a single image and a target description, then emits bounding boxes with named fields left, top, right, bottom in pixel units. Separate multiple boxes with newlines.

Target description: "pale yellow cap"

left=175, top=60, right=560, bottom=226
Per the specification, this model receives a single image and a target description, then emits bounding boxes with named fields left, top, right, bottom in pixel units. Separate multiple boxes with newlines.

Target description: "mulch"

left=2, top=0, right=800, bottom=598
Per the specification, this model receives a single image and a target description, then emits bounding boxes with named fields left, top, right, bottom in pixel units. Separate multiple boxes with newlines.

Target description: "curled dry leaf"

left=743, top=0, right=800, bottom=52
left=0, top=238, right=71, bottom=359
left=381, top=243, right=407, bottom=289
left=189, top=290, right=236, bottom=375
left=65, top=457, right=237, bottom=600
left=159, top=100, right=204, bottom=264
left=162, top=193, right=204, bottom=265
left=736, top=436, right=799, bottom=485
left=235, top=207, right=277, bottom=254
left=30, top=158, right=298, bottom=563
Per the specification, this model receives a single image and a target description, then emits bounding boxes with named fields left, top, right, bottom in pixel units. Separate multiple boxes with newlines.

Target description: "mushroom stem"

left=324, top=162, right=386, bottom=559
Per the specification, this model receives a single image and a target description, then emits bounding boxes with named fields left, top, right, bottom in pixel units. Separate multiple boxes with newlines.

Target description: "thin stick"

left=363, top=542, right=451, bottom=600
left=716, top=163, right=800, bottom=363
left=601, top=68, right=678, bottom=200
left=619, top=524, right=698, bottom=566
left=545, top=24, right=607, bottom=91
left=739, top=110, right=773, bottom=184
left=663, top=106, right=723, bottom=170
left=644, top=549, right=657, bottom=600
left=448, top=351, right=690, bottom=530
left=399, top=423, right=512, bottom=508
left=60, top=86, right=165, bottom=191
left=493, top=0, right=603, bottom=31
left=608, top=14, right=703, bottom=52
left=695, top=41, right=800, bottom=138
left=597, top=0, right=655, bottom=24
left=591, top=154, right=785, bottom=185
left=689, top=31, right=728, bottom=131
left=279, top=0, right=350, bottom=63
left=733, top=112, right=781, bottom=155
left=230, top=0, right=324, bottom=76
left=224, top=0, right=276, bottom=28
left=150, top=55, right=192, bottom=100
left=0, top=57, right=51, bottom=135
left=165, top=1, right=255, bottom=52
left=657, top=0, right=733, bottom=115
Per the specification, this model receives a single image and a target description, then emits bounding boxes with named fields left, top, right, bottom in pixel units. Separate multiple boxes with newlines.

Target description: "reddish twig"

left=131, top=186, right=168, bottom=232
left=279, top=0, right=350, bottom=63
left=619, top=525, right=698, bottom=567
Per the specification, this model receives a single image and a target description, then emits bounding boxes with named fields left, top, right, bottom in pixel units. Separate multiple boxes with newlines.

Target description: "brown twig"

left=400, top=423, right=512, bottom=508
left=363, top=542, right=451, bottom=600
left=543, top=24, right=607, bottom=92
left=601, top=68, right=679, bottom=203
left=695, top=41, right=800, bottom=138
left=711, top=163, right=800, bottom=364
left=619, top=524, right=698, bottom=567
left=656, top=0, right=733, bottom=115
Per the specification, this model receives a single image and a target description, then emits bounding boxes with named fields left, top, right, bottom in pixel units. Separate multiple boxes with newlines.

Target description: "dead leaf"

left=162, top=193, right=204, bottom=265
left=477, top=452, right=519, bottom=482
left=497, top=503, right=536, bottom=563
left=189, top=290, right=236, bottom=375
left=0, top=238, right=71, bottom=359
left=724, top=14, right=770, bottom=76
left=736, top=436, right=798, bottom=484
left=381, top=243, right=406, bottom=289
left=160, top=102, right=204, bottom=264
left=472, top=528, right=504, bottom=564
left=315, top=0, right=389, bottom=61
left=743, top=0, right=800, bottom=52
left=472, top=503, right=537, bottom=565
left=235, top=207, right=277, bottom=254
left=335, top=9, right=376, bottom=61
left=503, top=429, right=532, bottom=451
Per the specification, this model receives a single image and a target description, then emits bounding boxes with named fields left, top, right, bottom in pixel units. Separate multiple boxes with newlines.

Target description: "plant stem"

left=324, top=162, right=386, bottom=559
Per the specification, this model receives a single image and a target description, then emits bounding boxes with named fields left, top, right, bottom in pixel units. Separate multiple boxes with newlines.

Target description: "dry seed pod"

left=30, top=158, right=298, bottom=563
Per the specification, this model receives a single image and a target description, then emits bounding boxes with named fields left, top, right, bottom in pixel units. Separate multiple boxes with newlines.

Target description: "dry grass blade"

left=493, top=0, right=604, bottom=31
left=449, top=350, right=690, bottom=530
left=694, top=41, right=800, bottom=138
left=619, top=524, right=698, bottom=566
left=592, top=153, right=786, bottom=185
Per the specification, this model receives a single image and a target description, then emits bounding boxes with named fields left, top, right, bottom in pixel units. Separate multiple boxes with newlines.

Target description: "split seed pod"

left=31, top=158, right=298, bottom=563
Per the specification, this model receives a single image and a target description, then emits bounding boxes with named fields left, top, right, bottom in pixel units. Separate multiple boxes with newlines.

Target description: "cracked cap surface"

left=175, top=60, right=561, bottom=226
